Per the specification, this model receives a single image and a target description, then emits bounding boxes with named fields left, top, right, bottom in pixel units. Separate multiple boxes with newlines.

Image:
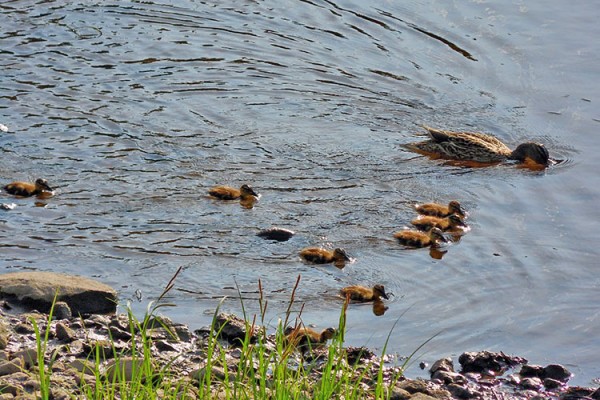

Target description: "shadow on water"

left=1, top=0, right=599, bottom=385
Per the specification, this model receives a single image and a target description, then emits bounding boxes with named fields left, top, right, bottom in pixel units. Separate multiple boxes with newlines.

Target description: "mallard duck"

left=3, top=178, right=54, bottom=197
left=411, top=214, right=467, bottom=232
left=299, top=247, right=350, bottom=267
left=407, top=126, right=550, bottom=166
left=256, top=227, right=295, bottom=242
left=284, top=326, right=336, bottom=351
left=340, top=284, right=388, bottom=302
left=394, top=227, right=446, bottom=248
left=415, top=200, right=466, bottom=218
left=208, top=184, right=258, bottom=200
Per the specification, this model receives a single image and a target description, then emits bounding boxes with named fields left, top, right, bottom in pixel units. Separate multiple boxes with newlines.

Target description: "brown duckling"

left=411, top=214, right=467, bottom=232
left=372, top=299, right=389, bottom=316
left=285, top=326, right=336, bottom=351
left=3, top=178, right=54, bottom=197
left=340, top=284, right=389, bottom=303
left=415, top=200, right=466, bottom=218
left=299, top=247, right=351, bottom=267
left=208, top=184, right=258, bottom=200
left=393, top=227, right=447, bottom=248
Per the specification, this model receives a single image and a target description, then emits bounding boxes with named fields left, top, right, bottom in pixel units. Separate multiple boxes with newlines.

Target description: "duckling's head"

left=511, top=142, right=550, bottom=166
left=333, top=248, right=351, bottom=262
left=35, top=178, right=54, bottom=192
left=240, top=184, right=258, bottom=197
left=373, top=284, right=389, bottom=300
left=321, top=327, right=337, bottom=340
left=429, top=227, right=447, bottom=243
left=448, top=214, right=467, bottom=228
left=448, top=201, right=466, bottom=217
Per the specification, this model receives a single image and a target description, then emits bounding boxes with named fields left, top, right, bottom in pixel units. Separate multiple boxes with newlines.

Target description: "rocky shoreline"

left=0, top=272, right=598, bottom=399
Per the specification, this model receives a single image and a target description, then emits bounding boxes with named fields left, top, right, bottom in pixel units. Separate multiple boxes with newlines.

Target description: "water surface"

left=1, top=0, right=599, bottom=385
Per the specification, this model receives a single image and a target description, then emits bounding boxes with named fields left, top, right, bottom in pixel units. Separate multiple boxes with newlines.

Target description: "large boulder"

left=0, top=272, right=117, bottom=315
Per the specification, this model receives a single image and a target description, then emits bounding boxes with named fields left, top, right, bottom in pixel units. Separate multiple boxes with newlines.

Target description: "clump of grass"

left=30, top=271, right=424, bottom=399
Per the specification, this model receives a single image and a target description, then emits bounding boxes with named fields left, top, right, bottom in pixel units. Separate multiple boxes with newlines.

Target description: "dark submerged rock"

left=256, top=227, right=295, bottom=241
left=459, top=351, right=527, bottom=374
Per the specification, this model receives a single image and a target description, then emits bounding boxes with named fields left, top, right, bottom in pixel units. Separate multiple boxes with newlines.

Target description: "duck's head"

left=35, top=178, right=54, bottom=192
left=448, top=214, right=467, bottom=228
left=429, top=227, right=447, bottom=243
left=511, top=142, right=550, bottom=166
left=373, top=284, right=389, bottom=300
left=240, top=184, right=258, bottom=197
left=321, top=327, right=337, bottom=340
left=448, top=201, right=466, bottom=217
left=333, top=248, right=351, bottom=262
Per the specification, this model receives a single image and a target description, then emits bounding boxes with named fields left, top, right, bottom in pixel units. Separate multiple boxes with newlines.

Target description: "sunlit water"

left=1, top=0, right=599, bottom=386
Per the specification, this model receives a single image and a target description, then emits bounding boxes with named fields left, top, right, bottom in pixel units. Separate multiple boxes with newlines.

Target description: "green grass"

left=30, top=270, right=417, bottom=399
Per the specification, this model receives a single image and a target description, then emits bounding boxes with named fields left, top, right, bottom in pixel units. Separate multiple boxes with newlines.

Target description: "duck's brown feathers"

left=340, top=284, right=388, bottom=302
left=208, top=184, right=258, bottom=200
left=285, top=326, right=336, bottom=351
left=3, top=179, right=54, bottom=197
left=299, top=247, right=350, bottom=264
left=411, top=214, right=466, bottom=232
left=415, top=200, right=466, bottom=218
left=394, top=228, right=446, bottom=248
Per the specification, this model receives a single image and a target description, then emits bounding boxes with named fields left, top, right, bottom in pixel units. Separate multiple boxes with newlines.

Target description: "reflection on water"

left=1, top=0, right=599, bottom=385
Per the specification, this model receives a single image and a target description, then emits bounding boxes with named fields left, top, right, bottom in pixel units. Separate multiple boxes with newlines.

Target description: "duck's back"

left=4, top=182, right=36, bottom=197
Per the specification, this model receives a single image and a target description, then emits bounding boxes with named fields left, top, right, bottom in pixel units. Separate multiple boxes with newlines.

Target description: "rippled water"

left=2, top=0, right=599, bottom=385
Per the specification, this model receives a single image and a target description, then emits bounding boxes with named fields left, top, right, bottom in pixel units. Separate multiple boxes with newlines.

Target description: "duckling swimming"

left=3, top=178, right=54, bottom=197
left=208, top=184, right=258, bottom=200
left=415, top=200, right=466, bottom=218
left=340, top=284, right=388, bottom=303
left=393, top=227, right=447, bottom=248
left=411, top=214, right=467, bottom=232
left=407, top=126, right=550, bottom=166
left=284, top=326, right=336, bottom=351
left=299, top=247, right=350, bottom=268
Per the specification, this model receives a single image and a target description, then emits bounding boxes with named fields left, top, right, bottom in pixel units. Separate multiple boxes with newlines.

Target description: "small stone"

left=519, top=364, right=544, bottom=378
left=543, top=377, right=563, bottom=389
left=69, top=359, right=96, bottom=376
left=53, top=302, right=72, bottom=320
left=14, top=323, right=34, bottom=334
left=256, top=227, right=295, bottom=241
left=520, top=377, right=543, bottom=391
left=389, top=388, right=411, bottom=400
left=430, top=357, right=454, bottom=374
left=105, top=357, right=153, bottom=382
left=431, top=370, right=465, bottom=385
left=447, top=383, right=476, bottom=399
left=190, top=365, right=233, bottom=383
left=154, top=340, right=177, bottom=352
left=55, top=322, right=76, bottom=342
left=543, top=364, right=571, bottom=382
left=0, top=358, right=24, bottom=376
left=11, top=349, right=37, bottom=369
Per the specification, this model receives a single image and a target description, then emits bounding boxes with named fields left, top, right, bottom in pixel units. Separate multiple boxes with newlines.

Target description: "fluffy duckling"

left=372, top=299, right=389, bottom=316
left=407, top=126, right=550, bottom=166
left=299, top=247, right=350, bottom=267
left=256, top=227, right=295, bottom=242
left=285, top=326, right=336, bottom=351
left=340, top=284, right=388, bottom=303
left=411, top=214, right=467, bottom=232
left=415, top=200, right=466, bottom=218
left=394, top=227, right=447, bottom=248
left=3, top=178, right=54, bottom=197
left=208, top=184, right=258, bottom=200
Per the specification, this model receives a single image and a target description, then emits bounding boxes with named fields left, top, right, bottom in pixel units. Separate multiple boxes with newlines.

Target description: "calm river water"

left=2, top=0, right=599, bottom=386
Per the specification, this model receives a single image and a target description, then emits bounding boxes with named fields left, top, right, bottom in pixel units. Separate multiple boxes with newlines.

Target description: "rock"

left=0, top=272, right=117, bottom=315
left=105, top=357, right=154, bottom=382
left=519, top=364, right=544, bottom=378
left=447, top=383, right=477, bottom=399
left=190, top=365, right=233, bottom=383
left=431, top=370, right=465, bottom=385
left=214, top=313, right=260, bottom=345
left=11, top=349, right=37, bottom=369
left=256, top=227, right=295, bottom=241
left=53, top=302, right=72, bottom=320
left=389, top=387, right=411, bottom=400
left=543, top=364, right=571, bottom=382
left=543, top=377, right=563, bottom=389
left=345, top=346, right=376, bottom=365
left=14, top=322, right=33, bottom=334
left=0, top=359, right=24, bottom=376
left=69, top=359, right=96, bottom=376
left=55, top=322, right=76, bottom=342
left=430, top=357, right=454, bottom=374
left=520, top=377, right=543, bottom=391
left=459, top=351, right=527, bottom=374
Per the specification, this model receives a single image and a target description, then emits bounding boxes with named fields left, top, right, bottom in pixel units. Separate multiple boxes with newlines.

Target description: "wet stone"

left=14, top=323, right=33, bottom=334
left=55, top=322, right=76, bottom=342
left=543, top=377, right=563, bottom=389
left=431, top=370, right=465, bottom=385
left=520, top=377, right=543, bottom=391
left=430, top=357, right=454, bottom=374
left=543, top=364, right=571, bottom=382
left=256, top=227, right=295, bottom=242
left=519, top=364, right=544, bottom=378
left=53, top=302, right=72, bottom=320
left=459, top=351, right=527, bottom=374
left=446, top=383, right=476, bottom=399
left=214, top=313, right=259, bottom=345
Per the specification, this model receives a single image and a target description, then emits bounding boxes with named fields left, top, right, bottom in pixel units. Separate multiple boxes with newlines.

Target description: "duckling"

left=3, top=178, right=54, bottom=197
left=208, top=184, right=258, bottom=200
left=406, top=126, right=550, bottom=166
left=393, top=227, right=447, bottom=248
left=372, top=299, right=389, bottom=316
left=256, top=227, right=295, bottom=242
left=284, top=326, right=336, bottom=351
left=340, top=284, right=389, bottom=303
left=299, top=247, right=350, bottom=267
left=415, top=200, right=466, bottom=218
left=411, top=214, right=467, bottom=232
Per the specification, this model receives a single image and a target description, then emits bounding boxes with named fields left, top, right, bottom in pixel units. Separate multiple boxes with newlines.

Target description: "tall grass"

left=29, top=271, right=423, bottom=399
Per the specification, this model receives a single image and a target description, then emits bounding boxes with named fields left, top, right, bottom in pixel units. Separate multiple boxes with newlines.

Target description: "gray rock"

left=53, top=302, right=72, bottom=320
left=543, top=364, right=571, bottom=382
left=0, top=272, right=117, bottom=315
left=11, top=348, right=37, bottom=369
left=55, top=322, right=76, bottom=342
left=430, top=357, right=454, bottom=374
left=0, top=358, right=24, bottom=376
left=520, top=377, right=543, bottom=391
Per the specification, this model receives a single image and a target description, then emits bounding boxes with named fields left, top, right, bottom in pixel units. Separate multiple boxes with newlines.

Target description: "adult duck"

left=4, top=178, right=54, bottom=197
left=340, top=284, right=388, bottom=302
left=394, top=227, right=447, bottom=248
left=407, top=126, right=550, bottom=167
left=415, top=200, right=467, bottom=218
